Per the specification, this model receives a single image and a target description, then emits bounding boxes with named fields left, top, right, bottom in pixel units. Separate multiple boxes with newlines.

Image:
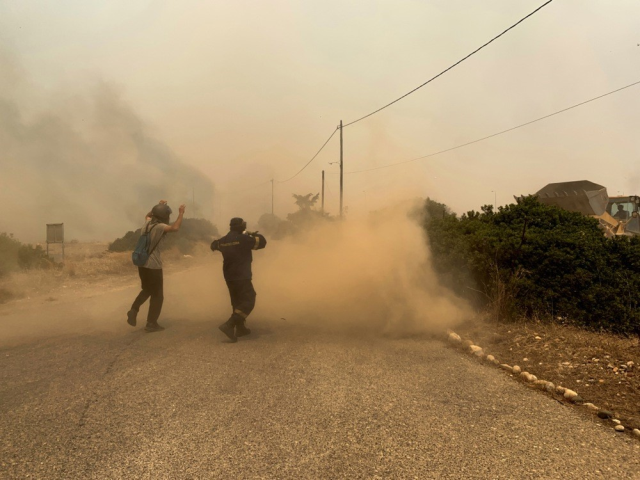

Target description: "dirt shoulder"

left=0, top=242, right=214, bottom=312
left=455, top=318, right=640, bottom=432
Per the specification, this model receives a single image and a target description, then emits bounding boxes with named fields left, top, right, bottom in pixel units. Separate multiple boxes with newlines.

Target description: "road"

left=1, top=267, right=640, bottom=479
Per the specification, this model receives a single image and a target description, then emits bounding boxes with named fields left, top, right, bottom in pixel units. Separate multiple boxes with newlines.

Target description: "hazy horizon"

left=1, top=0, right=639, bottom=242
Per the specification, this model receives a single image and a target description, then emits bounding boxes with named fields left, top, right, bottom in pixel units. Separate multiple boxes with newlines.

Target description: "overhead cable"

left=342, top=0, right=554, bottom=127
left=277, top=127, right=339, bottom=183
left=341, top=79, right=640, bottom=174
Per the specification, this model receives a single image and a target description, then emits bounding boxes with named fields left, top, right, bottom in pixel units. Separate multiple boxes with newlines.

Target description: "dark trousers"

left=226, top=279, right=256, bottom=319
left=131, top=267, right=164, bottom=324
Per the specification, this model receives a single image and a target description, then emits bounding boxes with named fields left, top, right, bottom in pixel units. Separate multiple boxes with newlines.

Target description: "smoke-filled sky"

left=1, top=0, right=639, bottom=241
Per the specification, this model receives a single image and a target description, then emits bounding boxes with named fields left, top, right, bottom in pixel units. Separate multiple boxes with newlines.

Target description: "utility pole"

left=339, top=120, right=344, bottom=218
left=321, top=170, right=325, bottom=214
left=271, top=179, right=274, bottom=216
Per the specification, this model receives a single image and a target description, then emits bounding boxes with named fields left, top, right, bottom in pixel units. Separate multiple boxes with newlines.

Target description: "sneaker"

left=218, top=320, right=237, bottom=343
left=127, top=310, right=137, bottom=327
left=145, top=322, right=165, bottom=333
left=236, top=324, right=251, bottom=337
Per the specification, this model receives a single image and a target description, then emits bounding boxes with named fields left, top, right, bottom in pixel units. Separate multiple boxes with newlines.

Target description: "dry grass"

left=456, top=317, right=640, bottom=431
left=0, top=242, right=209, bottom=304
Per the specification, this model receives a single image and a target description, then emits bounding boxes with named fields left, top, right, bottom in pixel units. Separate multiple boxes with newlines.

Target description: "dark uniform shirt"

left=211, top=231, right=267, bottom=281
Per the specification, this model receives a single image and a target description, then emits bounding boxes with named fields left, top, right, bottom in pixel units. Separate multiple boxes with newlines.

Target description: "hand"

left=179, top=204, right=186, bottom=214
left=159, top=200, right=168, bottom=205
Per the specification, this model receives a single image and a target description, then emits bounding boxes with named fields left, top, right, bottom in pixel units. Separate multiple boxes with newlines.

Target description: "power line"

left=341, top=79, right=640, bottom=174
left=277, top=127, right=339, bottom=183
left=343, top=0, right=554, bottom=128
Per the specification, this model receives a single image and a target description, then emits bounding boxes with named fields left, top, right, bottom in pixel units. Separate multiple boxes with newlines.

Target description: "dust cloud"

left=255, top=202, right=470, bottom=334
left=166, top=201, right=471, bottom=336
left=0, top=51, right=214, bottom=243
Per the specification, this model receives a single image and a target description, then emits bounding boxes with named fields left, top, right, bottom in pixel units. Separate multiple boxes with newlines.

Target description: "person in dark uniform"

left=210, top=217, right=267, bottom=342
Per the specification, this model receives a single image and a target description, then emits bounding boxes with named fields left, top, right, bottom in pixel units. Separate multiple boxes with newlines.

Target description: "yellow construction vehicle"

left=533, top=180, right=639, bottom=237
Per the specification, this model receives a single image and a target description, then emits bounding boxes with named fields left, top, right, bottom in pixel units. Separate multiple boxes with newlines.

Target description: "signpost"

left=46, top=223, right=64, bottom=262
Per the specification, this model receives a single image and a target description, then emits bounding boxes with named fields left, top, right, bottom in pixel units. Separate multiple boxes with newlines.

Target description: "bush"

left=423, top=196, right=640, bottom=335
left=108, top=218, right=219, bottom=254
left=0, top=232, right=51, bottom=277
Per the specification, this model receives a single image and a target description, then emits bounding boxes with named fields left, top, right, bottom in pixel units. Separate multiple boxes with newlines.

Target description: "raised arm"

left=164, top=204, right=186, bottom=233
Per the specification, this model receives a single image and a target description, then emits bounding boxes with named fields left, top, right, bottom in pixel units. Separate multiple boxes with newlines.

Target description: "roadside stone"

left=448, top=332, right=461, bottom=344
left=522, top=372, right=535, bottom=383
left=470, top=345, right=483, bottom=355
left=597, top=410, right=613, bottom=420
left=512, top=365, right=521, bottom=374
left=572, top=395, right=584, bottom=404
left=463, top=340, right=474, bottom=348
left=486, top=354, right=495, bottom=363
left=529, top=375, right=537, bottom=382
left=555, top=386, right=566, bottom=395
left=563, top=389, right=578, bottom=401
left=500, top=364, right=513, bottom=373
left=614, top=425, right=625, bottom=432
left=633, top=429, right=640, bottom=438
left=612, top=419, right=621, bottom=425
left=583, top=403, right=599, bottom=411
left=533, top=379, right=547, bottom=388
left=545, top=382, right=555, bottom=393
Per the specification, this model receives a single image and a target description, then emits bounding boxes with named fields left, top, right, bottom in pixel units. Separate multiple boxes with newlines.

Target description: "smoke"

left=0, top=52, right=215, bottom=242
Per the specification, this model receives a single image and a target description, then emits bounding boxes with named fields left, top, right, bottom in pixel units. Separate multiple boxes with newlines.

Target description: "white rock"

left=512, top=366, right=522, bottom=374
left=583, top=403, right=599, bottom=411
left=563, top=389, right=578, bottom=400
left=627, top=361, right=635, bottom=368
left=545, top=382, right=555, bottom=393
left=612, top=419, right=621, bottom=425
left=448, top=332, right=462, bottom=343
left=615, top=425, right=625, bottom=432
left=530, top=375, right=538, bottom=382
left=556, top=386, right=566, bottom=395
left=500, top=364, right=513, bottom=373
left=486, top=354, right=495, bottom=363
left=534, top=336, right=542, bottom=340
left=632, top=429, right=640, bottom=438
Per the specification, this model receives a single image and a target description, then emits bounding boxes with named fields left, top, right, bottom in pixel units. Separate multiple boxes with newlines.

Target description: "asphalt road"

left=1, top=270, right=640, bottom=479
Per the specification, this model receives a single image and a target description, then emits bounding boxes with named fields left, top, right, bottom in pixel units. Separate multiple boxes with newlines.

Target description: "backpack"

left=132, top=223, right=163, bottom=267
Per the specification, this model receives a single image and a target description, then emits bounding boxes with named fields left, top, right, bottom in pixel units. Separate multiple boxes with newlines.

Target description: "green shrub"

left=423, top=196, right=640, bottom=335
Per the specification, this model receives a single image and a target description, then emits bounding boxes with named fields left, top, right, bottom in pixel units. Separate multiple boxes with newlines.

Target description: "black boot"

left=218, top=317, right=237, bottom=343
left=145, top=322, right=165, bottom=332
left=127, top=309, right=138, bottom=327
left=235, top=317, right=251, bottom=337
